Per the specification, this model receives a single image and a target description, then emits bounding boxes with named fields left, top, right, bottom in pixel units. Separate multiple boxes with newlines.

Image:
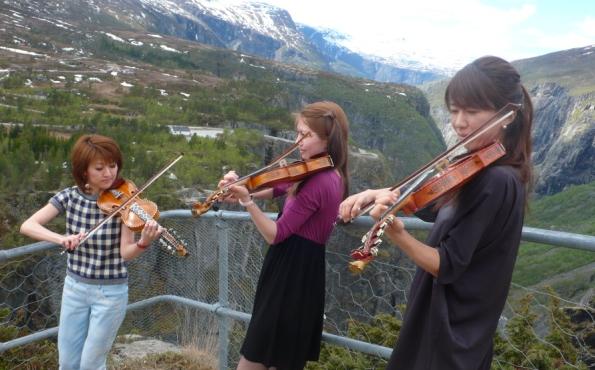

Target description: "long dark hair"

left=445, top=56, right=533, bottom=193
left=297, top=101, right=350, bottom=198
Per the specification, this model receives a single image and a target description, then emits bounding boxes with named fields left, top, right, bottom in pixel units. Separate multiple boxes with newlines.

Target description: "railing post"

left=216, top=219, right=230, bottom=370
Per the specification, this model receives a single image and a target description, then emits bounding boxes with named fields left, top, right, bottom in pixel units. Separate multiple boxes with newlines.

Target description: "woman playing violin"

left=340, top=56, right=533, bottom=370
left=220, top=101, right=350, bottom=370
left=20, top=134, right=163, bottom=370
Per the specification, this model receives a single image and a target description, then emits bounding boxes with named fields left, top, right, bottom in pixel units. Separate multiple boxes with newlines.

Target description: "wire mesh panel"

left=0, top=249, right=64, bottom=369
left=1, top=211, right=594, bottom=369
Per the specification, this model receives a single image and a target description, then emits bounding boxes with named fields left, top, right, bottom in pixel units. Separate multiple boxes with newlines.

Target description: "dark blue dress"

left=240, top=234, right=326, bottom=370
left=387, top=165, right=525, bottom=370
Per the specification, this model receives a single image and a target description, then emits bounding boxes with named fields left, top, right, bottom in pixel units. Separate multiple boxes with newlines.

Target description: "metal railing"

left=1, top=210, right=594, bottom=369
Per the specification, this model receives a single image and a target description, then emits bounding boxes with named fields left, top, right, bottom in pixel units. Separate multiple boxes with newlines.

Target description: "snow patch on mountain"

left=139, top=0, right=307, bottom=50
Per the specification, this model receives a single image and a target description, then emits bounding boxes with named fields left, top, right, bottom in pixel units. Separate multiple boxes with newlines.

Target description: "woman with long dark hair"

left=340, top=56, right=533, bottom=369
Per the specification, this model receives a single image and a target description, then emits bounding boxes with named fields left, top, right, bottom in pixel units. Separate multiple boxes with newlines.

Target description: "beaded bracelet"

left=238, top=195, right=255, bottom=207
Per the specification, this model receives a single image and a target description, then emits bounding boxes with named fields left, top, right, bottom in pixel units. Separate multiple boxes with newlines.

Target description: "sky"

left=247, top=0, right=595, bottom=70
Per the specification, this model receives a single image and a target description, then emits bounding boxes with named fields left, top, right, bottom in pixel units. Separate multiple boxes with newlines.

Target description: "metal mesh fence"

left=1, top=211, right=594, bottom=369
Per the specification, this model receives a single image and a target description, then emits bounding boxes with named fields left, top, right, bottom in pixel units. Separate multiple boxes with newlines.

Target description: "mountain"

left=298, top=25, right=445, bottom=85
left=514, top=46, right=595, bottom=195
left=133, top=0, right=323, bottom=66
left=3, top=0, right=445, bottom=85
left=421, top=45, right=595, bottom=196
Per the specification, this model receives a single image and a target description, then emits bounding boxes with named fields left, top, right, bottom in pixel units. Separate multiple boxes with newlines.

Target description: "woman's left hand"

left=369, top=189, right=397, bottom=219
left=370, top=191, right=405, bottom=234
left=228, top=185, right=251, bottom=204
left=139, top=220, right=163, bottom=247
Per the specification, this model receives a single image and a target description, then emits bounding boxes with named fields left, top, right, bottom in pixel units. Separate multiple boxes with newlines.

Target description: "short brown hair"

left=71, top=134, right=123, bottom=190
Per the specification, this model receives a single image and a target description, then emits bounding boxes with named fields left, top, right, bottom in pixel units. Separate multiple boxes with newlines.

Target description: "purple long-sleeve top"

left=272, top=169, right=343, bottom=245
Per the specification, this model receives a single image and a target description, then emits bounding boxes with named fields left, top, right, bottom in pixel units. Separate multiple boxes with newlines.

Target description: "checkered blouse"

left=50, top=186, right=128, bottom=284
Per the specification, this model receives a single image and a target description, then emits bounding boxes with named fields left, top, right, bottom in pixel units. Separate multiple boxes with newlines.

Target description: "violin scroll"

left=349, top=215, right=394, bottom=273
left=157, top=228, right=189, bottom=257
left=191, top=190, right=226, bottom=217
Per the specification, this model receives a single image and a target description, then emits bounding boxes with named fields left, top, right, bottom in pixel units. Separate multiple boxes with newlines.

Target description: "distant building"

left=167, top=125, right=225, bottom=140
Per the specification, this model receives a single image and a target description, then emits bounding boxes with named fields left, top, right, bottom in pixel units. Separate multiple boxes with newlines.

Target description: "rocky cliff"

left=421, top=47, right=595, bottom=196
left=530, top=83, right=595, bottom=194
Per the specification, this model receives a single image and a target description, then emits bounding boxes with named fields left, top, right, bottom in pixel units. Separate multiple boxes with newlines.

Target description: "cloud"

left=235, top=0, right=594, bottom=68
left=515, top=15, right=595, bottom=58
left=579, top=16, right=595, bottom=37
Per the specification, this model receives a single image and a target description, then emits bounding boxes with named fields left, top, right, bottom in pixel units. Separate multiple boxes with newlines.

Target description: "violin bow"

left=348, top=103, right=521, bottom=220
left=223, top=132, right=311, bottom=189
left=192, top=133, right=313, bottom=217
left=377, top=168, right=436, bottom=221
left=75, top=154, right=184, bottom=247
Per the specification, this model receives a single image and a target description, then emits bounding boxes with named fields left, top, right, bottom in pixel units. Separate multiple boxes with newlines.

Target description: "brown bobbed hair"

left=297, top=101, right=350, bottom=199
left=445, top=56, right=533, bottom=189
left=71, top=134, right=123, bottom=191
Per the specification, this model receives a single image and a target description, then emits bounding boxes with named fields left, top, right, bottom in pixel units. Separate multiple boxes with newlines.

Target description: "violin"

left=74, top=155, right=188, bottom=257
left=349, top=142, right=505, bottom=272
left=348, top=103, right=521, bottom=273
left=192, top=155, right=334, bottom=216
left=191, top=132, right=334, bottom=217
left=246, top=155, right=334, bottom=190
left=98, top=179, right=189, bottom=257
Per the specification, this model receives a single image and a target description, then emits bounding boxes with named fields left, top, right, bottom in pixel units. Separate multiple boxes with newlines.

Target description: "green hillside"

left=514, top=182, right=595, bottom=296
left=513, top=46, right=595, bottom=96
left=0, top=30, right=445, bottom=249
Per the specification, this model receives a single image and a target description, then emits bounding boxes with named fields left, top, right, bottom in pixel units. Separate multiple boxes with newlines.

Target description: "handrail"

left=3, top=210, right=595, bottom=263
left=0, top=294, right=392, bottom=357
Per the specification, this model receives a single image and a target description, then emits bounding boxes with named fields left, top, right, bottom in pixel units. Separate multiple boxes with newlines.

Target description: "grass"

left=511, top=182, right=595, bottom=298
left=513, top=243, right=595, bottom=287
left=112, top=349, right=217, bottom=370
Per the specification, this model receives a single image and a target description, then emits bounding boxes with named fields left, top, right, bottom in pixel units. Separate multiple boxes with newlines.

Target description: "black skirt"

left=240, top=234, right=326, bottom=370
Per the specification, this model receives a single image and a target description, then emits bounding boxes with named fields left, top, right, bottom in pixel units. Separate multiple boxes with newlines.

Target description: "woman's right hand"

left=61, top=231, right=85, bottom=251
left=339, top=188, right=388, bottom=222
left=218, top=170, right=240, bottom=203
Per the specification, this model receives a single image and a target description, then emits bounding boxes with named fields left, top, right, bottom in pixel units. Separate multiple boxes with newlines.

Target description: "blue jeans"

left=58, top=275, right=128, bottom=370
